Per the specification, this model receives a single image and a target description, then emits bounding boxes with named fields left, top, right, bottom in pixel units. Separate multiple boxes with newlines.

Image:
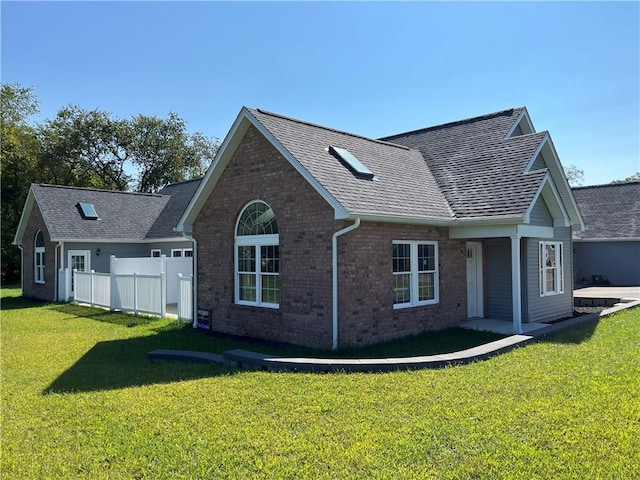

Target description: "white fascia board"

left=449, top=224, right=519, bottom=239
left=177, top=109, right=251, bottom=231
left=348, top=211, right=526, bottom=227
left=523, top=132, right=548, bottom=173
left=505, top=107, right=535, bottom=139
left=245, top=110, right=349, bottom=220
left=177, top=108, right=349, bottom=229
left=12, top=188, right=36, bottom=245
left=517, top=225, right=554, bottom=238
left=12, top=187, right=55, bottom=246
left=525, top=136, right=586, bottom=231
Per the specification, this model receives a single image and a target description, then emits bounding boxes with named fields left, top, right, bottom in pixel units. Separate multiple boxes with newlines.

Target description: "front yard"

left=1, top=286, right=639, bottom=479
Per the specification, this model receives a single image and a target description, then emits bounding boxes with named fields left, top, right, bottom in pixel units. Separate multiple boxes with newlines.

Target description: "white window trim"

left=183, top=248, right=193, bottom=257
left=171, top=248, right=183, bottom=258
left=539, top=241, right=564, bottom=297
left=393, top=240, right=439, bottom=309
left=34, top=230, right=45, bottom=284
left=235, top=235, right=280, bottom=308
left=151, top=249, right=162, bottom=258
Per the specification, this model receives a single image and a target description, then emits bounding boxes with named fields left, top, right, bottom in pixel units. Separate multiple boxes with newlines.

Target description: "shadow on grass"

left=539, top=315, right=600, bottom=345
left=43, top=325, right=239, bottom=394
left=51, top=303, right=157, bottom=327
left=0, top=293, right=47, bottom=311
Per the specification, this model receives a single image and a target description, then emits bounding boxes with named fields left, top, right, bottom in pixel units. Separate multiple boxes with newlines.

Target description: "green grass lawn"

left=1, top=286, right=639, bottom=479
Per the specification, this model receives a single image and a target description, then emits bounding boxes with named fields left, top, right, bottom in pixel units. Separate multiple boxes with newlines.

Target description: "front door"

left=466, top=242, right=483, bottom=318
left=68, top=250, right=91, bottom=295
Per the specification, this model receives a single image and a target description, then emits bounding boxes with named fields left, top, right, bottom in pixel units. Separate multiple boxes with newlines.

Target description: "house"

left=177, top=106, right=584, bottom=349
left=13, top=179, right=200, bottom=302
left=572, top=181, right=640, bottom=286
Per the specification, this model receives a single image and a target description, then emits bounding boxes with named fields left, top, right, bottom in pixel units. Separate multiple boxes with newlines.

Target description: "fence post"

left=110, top=255, right=117, bottom=311
left=160, top=271, right=166, bottom=318
left=90, top=270, right=95, bottom=308
left=177, top=273, right=183, bottom=320
left=72, top=269, right=77, bottom=304
left=133, top=271, right=138, bottom=316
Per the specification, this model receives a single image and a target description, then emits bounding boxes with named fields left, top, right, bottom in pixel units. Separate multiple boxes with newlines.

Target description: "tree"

left=39, top=106, right=132, bottom=190
left=611, top=172, right=640, bottom=184
left=1, top=84, right=41, bottom=281
left=564, top=165, right=584, bottom=187
left=129, top=113, right=217, bottom=193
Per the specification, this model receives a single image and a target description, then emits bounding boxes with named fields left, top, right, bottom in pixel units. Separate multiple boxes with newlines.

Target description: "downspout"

left=17, top=245, right=24, bottom=295
left=332, top=218, right=361, bottom=350
left=54, top=242, right=62, bottom=302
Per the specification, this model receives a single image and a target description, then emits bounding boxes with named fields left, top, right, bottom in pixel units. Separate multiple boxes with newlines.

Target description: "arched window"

left=235, top=201, right=280, bottom=308
left=34, top=230, right=45, bottom=284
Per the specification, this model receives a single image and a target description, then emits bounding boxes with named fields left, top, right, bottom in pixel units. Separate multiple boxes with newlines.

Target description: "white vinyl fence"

left=71, top=254, right=194, bottom=320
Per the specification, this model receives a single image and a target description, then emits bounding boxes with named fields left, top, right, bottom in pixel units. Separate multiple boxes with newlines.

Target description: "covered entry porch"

left=452, top=224, right=571, bottom=334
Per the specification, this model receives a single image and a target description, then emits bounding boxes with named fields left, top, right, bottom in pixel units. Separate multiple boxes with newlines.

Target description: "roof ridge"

left=572, top=180, right=640, bottom=190
left=251, top=108, right=412, bottom=151
left=380, top=107, right=524, bottom=140
left=34, top=183, right=164, bottom=197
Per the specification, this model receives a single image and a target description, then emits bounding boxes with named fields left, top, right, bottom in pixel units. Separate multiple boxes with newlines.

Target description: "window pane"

left=238, top=246, right=256, bottom=272
left=418, top=244, right=435, bottom=271
left=35, top=231, right=45, bottom=247
left=184, top=250, right=193, bottom=258
left=393, top=273, right=411, bottom=304
left=237, top=201, right=279, bottom=236
left=393, top=243, right=411, bottom=273
left=546, top=269, right=555, bottom=292
left=261, top=245, right=279, bottom=273
left=418, top=272, right=435, bottom=301
left=545, top=244, right=556, bottom=267
left=261, top=274, right=280, bottom=304
left=239, top=274, right=256, bottom=301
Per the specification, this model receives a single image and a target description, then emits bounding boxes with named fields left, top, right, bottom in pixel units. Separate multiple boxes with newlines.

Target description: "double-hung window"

left=34, top=230, right=45, bottom=284
left=235, top=201, right=280, bottom=308
left=539, top=241, right=563, bottom=296
left=393, top=241, right=439, bottom=308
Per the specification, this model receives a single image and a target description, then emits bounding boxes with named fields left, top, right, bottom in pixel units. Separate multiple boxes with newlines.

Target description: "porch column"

left=510, top=235, right=523, bottom=334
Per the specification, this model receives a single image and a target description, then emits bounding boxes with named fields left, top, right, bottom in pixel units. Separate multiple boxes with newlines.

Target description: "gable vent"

left=329, top=146, right=374, bottom=180
left=77, top=202, right=99, bottom=220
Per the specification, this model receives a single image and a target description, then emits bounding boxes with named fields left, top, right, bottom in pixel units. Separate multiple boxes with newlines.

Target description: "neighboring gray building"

left=13, top=179, right=200, bottom=301
left=572, top=182, right=640, bottom=286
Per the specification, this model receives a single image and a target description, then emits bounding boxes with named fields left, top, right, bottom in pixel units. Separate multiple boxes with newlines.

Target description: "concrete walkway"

left=147, top=299, right=639, bottom=373
left=574, top=286, right=640, bottom=300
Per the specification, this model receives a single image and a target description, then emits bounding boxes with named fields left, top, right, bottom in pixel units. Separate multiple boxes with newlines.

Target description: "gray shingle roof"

left=572, top=182, right=640, bottom=240
left=31, top=180, right=199, bottom=241
left=380, top=108, right=547, bottom=219
left=249, top=108, right=454, bottom=220
left=146, top=179, right=201, bottom=238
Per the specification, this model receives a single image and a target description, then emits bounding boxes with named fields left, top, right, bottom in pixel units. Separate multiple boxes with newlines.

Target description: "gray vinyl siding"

left=145, top=241, right=194, bottom=257
left=485, top=238, right=512, bottom=320
left=530, top=152, right=546, bottom=171
left=63, top=243, right=146, bottom=273
left=525, top=227, right=573, bottom=323
left=529, top=196, right=553, bottom=226
left=574, top=241, right=640, bottom=285
left=510, top=124, right=524, bottom=137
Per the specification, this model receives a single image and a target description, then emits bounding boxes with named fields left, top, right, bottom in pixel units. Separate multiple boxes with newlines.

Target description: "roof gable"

left=572, top=182, right=640, bottom=240
left=14, top=181, right=199, bottom=244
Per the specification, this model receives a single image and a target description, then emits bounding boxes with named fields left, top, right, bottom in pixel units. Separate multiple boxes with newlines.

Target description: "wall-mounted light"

left=96, top=248, right=101, bottom=256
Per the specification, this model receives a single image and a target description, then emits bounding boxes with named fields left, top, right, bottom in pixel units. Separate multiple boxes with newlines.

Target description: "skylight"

left=77, top=202, right=99, bottom=219
left=329, top=146, right=374, bottom=180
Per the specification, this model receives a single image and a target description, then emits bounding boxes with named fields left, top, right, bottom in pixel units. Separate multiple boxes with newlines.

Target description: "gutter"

left=332, top=218, right=361, bottom=350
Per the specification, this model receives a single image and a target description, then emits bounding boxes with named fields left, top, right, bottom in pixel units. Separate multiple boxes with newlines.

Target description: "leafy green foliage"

left=0, top=83, right=220, bottom=281
left=2, top=286, right=639, bottom=479
left=611, top=171, right=640, bottom=184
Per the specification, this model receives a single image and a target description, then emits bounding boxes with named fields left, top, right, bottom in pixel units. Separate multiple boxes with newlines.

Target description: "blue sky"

left=2, top=1, right=638, bottom=185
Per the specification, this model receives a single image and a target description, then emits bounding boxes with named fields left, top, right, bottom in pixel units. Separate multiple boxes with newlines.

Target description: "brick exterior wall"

left=21, top=203, right=57, bottom=301
left=194, top=124, right=467, bottom=349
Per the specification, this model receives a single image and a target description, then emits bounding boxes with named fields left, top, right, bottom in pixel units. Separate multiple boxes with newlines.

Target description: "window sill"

left=235, top=301, right=280, bottom=310
left=393, top=300, right=439, bottom=310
